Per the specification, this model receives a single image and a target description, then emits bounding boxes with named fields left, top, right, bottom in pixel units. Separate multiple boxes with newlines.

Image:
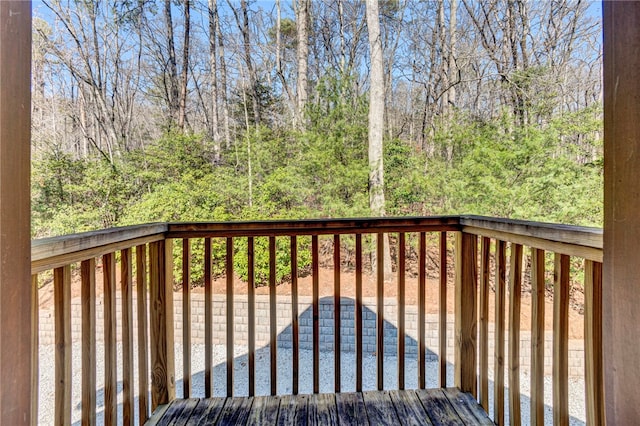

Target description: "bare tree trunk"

left=164, top=0, right=179, bottom=127
left=296, top=0, right=309, bottom=129
left=448, top=0, right=458, bottom=109
left=178, top=0, right=190, bottom=130
left=365, top=0, right=392, bottom=279
left=208, top=0, right=220, bottom=161
left=216, top=5, right=231, bottom=149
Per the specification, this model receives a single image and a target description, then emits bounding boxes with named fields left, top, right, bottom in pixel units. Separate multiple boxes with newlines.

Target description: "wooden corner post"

left=0, top=2, right=32, bottom=425
left=454, top=232, right=478, bottom=396
left=603, top=2, right=640, bottom=423
left=149, top=239, right=175, bottom=410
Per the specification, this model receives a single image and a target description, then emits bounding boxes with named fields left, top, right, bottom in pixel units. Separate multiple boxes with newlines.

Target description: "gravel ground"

left=37, top=343, right=586, bottom=425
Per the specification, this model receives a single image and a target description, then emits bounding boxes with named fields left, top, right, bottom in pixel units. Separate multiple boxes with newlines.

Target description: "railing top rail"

left=459, top=215, right=603, bottom=249
left=30, top=216, right=604, bottom=272
left=165, top=216, right=461, bottom=238
left=31, top=223, right=167, bottom=274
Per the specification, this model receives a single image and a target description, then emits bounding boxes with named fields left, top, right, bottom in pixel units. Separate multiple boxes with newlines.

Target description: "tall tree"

left=164, top=0, right=179, bottom=126
left=366, top=0, right=392, bottom=277
left=177, top=0, right=191, bottom=130
left=208, top=0, right=220, bottom=159
left=295, top=0, right=310, bottom=128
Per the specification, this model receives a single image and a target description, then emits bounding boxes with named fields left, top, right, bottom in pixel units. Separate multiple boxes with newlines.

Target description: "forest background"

left=31, top=0, right=603, bottom=284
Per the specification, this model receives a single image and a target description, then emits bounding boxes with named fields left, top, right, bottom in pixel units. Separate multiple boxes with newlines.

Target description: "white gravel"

left=37, top=343, right=586, bottom=425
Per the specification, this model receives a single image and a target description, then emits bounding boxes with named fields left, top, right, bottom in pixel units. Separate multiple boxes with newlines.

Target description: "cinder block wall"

left=38, top=293, right=585, bottom=377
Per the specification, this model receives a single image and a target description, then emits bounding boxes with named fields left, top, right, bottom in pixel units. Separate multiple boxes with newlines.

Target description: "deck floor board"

left=146, top=388, right=491, bottom=425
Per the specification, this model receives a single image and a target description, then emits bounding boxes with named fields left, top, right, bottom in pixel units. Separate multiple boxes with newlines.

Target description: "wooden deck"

left=146, top=388, right=493, bottom=425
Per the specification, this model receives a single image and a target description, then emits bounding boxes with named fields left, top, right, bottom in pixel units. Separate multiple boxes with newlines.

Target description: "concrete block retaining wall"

left=38, top=293, right=585, bottom=377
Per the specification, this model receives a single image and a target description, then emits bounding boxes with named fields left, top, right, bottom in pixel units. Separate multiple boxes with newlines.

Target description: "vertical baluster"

left=418, top=232, right=426, bottom=389
left=355, top=234, right=363, bottom=392
left=479, top=237, right=490, bottom=411
left=508, top=243, right=523, bottom=425
left=269, top=236, right=277, bottom=396
left=439, top=232, right=447, bottom=388
left=136, top=244, right=149, bottom=423
left=204, top=238, right=213, bottom=397
left=553, top=254, right=570, bottom=426
left=103, top=253, right=117, bottom=424
left=377, top=233, right=385, bottom=391
left=291, top=236, right=299, bottom=395
left=494, top=240, right=506, bottom=425
left=149, top=239, right=175, bottom=409
left=334, top=234, right=341, bottom=393
left=182, top=239, right=191, bottom=398
left=31, top=275, right=40, bottom=425
left=397, top=233, right=406, bottom=390
left=54, top=266, right=71, bottom=426
left=584, top=260, right=604, bottom=425
left=248, top=237, right=256, bottom=397
left=312, top=235, right=320, bottom=393
left=121, top=248, right=134, bottom=425
left=531, top=248, right=545, bottom=426
left=227, top=237, right=235, bottom=397
left=454, top=232, right=478, bottom=396
left=136, top=245, right=150, bottom=422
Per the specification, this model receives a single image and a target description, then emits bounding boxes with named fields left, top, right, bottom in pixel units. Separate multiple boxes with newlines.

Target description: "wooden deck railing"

left=30, top=216, right=603, bottom=425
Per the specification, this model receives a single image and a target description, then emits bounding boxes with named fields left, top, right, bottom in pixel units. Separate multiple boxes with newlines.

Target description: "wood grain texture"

left=397, top=233, right=406, bottom=391
left=187, top=398, right=225, bottom=425
left=494, top=240, right=506, bottom=425
left=32, top=223, right=167, bottom=263
left=530, top=248, right=545, bottom=426
left=416, top=388, right=464, bottom=426
left=248, top=237, right=256, bottom=397
left=603, top=5, right=640, bottom=423
left=103, top=253, right=117, bottom=424
left=32, top=232, right=166, bottom=274
left=308, top=393, right=338, bottom=425
left=389, top=389, right=432, bottom=426
left=31, top=275, right=40, bottom=426
left=335, top=392, right=369, bottom=425
left=553, top=253, right=570, bottom=426
left=146, top=389, right=494, bottom=425
left=54, top=266, right=71, bottom=426
left=0, top=4, right=33, bottom=424
left=454, top=232, right=477, bottom=396
left=438, top=232, right=447, bottom=388
left=216, top=397, right=253, bottom=425
left=227, top=237, right=235, bottom=397
left=80, top=261, right=96, bottom=425
left=459, top=216, right=601, bottom=249
left=204, top=238, right=213, bottom=398
left=248, top=396, right=281, bottom=425
left=269, top=236, right=277, bottom=396
left=418, top=232, right=426, bottom=389
left=182, top=239, right=192, bottom=398
left=355, top=234, right=364, bottom=392
left=584, top=260, right=605, bottom=426
left=362, top=391, right=399, bottom=424
left=445, top=387, right=494, bottom=425
left=277, top=394, right=307, bottom=426
left=290, top=236, right=299, bottom=395
left=377, top=233, right=385, bottom=391
left=508, top=243, right=523, bottom=426
left=136, top=244, right=150, bottom=422
left=461, top=225, right=602, bottom=262
left=479, top=236, right=490, bottom=410
left=312, top=235, right=320, bottom=394
left=166, top=216, right=461, bottom=238
left=121, top=248, right=134, bottom=425
left=334, top=234, right=341, bottom=393
left=149, top=240, right=176, bottom=411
